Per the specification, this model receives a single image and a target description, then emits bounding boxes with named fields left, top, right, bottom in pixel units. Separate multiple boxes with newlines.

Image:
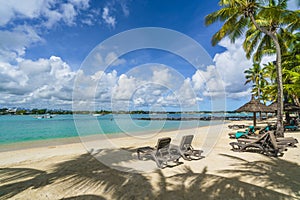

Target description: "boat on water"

left=92, top=113, right=104, bottom=117
left=34, top=114, right=54, bottom=119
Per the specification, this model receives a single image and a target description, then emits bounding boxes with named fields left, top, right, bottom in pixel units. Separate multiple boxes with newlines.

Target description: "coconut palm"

left=244, top=63, right=268, bottom=119
left=244, top=63, right=266, bottom=99
left=252, top=18, right=300, bottom=104
left=282, top=32, right=300, bottom=105
left=283, top=69, right=300, bottom=104
left=205, top=0, right=298, bottom=136
left=261, top=62, right=278, bottom=101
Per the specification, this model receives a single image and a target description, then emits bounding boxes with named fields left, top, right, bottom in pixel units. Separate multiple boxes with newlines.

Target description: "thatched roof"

left=268, top=102, right=277, bottom=110
left=268, top=102, right=300, bottom=112
left=235, top=96, right=273, bottom=113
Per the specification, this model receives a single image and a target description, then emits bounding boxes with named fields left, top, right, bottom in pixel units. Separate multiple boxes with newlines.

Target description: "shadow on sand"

left=0, top=148, right=299, bottom=200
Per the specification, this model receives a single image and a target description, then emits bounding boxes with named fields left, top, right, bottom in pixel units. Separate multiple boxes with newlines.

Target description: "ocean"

left=0, top=113, right=247, bottom=145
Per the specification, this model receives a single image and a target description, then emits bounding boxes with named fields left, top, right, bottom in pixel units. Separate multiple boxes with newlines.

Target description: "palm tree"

left=261, top=62, right=278, bottom=102
left=244, top=63, right=266, bottom=98
left=283, top=69, right=300, bottom=104
left=205, top=0, right=298, bottom=136
left=244, top=63, right=267, bottom=119
left=282, top=31, right=300, bottom=105
left=246, top=12, right=300, bottom=104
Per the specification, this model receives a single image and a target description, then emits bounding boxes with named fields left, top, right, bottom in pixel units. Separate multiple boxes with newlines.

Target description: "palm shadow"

left=218, top=154, right=300, bottom=197
left=60, top=194, right=106, bottom=200
left=0, top=167, right=50, bottom=199
left=1, top=148, right=299, bottom=199
left=0, top=147, right=154, bottom=199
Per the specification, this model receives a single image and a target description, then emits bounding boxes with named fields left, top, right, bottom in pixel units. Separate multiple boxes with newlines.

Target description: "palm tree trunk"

left=258, top=87, right=262, bottom=121
left=249, top=14, right=284, bottom=137
left=272, top=36, right=284, bottom=137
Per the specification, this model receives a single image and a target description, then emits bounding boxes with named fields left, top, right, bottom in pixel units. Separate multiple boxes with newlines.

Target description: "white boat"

left=34, top=114, right=53, bottom=119
left=92, top=113, right=104, bottom=117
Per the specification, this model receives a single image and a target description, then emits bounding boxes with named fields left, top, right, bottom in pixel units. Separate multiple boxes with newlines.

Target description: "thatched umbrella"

left=235, top=96, right=273, bottom=126
left=268, top=102, right=277, bottom=111
left=269, top=102, right=300, bottom=124
left=268, top=102, right=300, bottom=112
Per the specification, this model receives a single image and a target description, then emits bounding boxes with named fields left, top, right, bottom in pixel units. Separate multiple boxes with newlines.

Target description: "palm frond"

left=229, top=16, right=249, bottom=42
left=205, top=7, right=239, bottom=25
left=244, top=27, right=263, bottom=59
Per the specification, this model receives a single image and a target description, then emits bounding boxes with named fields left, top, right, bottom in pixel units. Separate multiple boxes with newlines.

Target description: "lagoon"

left=0, top=113, right=249, bottom=145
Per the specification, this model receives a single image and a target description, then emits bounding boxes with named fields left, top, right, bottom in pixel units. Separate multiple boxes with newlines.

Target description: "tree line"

left=206, top=0, right=299, bottom=136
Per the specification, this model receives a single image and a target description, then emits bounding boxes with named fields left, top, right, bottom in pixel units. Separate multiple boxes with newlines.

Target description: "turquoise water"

left=0, top=114, right=227, bottom=145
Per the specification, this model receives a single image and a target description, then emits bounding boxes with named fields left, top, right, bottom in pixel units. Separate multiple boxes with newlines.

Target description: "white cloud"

left=0, top=0, right=131, bottom=66
left=105, top=52, right=126, bottom=66
left=102, top=7, right=116, bottom=28
left=0, top=62, right=28, bottom=92
left=212, top=37, right=253, bottom=97
left=190, top=37, right=267, bottom=100
left=0, top=0, right=91, bottom=28
left=175, top=78, right=199, bottom=106
left=0, top=26, right=43, bottom=62
left=0, top=0, right=94, bottom=65
left=69, top=0, right=90, bottom=9
left=0, top=0, right=89, bottom=27
left=88, top=51, right=126, bottom=68
left=41, top=0, right=92, bottom=28
left=0, top=48, right=250, bottom=110
left=192, top=65, right=226, bottom=98
left=61, top=3, right=77, bottom=26
left=152, top=68, right=173, bottom=87
left=0, top=56, right=76, bottom=108
left=0, top=31, right=267, bottom=110
left=0, top=0, right=44, bottom=26
left=190, top=36, right=278, bottom=102
left=112, top=74, right=137, bottom=100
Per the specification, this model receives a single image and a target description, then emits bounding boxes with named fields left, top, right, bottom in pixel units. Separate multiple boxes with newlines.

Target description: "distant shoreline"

left=135, top=116, right=256, bottom=121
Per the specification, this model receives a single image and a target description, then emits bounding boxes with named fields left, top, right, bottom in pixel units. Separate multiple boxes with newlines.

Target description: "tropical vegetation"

left=205, top=0, right=300, bottom=137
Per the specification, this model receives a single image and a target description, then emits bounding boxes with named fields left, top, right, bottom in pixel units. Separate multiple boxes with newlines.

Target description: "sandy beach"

left=1, top=120, right=299, bottom=200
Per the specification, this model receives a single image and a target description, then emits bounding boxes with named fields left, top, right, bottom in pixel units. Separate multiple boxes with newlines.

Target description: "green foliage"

left=206, top=0, right=299, bottom=105
left=244, top=63, right=268, bottom=101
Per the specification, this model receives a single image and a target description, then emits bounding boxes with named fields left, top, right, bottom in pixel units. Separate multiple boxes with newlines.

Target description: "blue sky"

left=0, top=0, right=298, bottom=111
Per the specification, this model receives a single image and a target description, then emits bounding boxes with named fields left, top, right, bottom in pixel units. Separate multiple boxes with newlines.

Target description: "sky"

left=0, top=0, right=298, bottom=112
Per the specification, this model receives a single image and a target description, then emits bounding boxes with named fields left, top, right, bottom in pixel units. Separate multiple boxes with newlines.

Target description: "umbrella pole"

left=253, top=112, right=256, bottom=127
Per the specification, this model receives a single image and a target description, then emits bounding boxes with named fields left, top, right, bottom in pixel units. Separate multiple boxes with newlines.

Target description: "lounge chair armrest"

left=137, top=146, right=155, bottom=160
left=237, top=138, right=255, bottom=143
left=229, top=142, right=244, bottom=151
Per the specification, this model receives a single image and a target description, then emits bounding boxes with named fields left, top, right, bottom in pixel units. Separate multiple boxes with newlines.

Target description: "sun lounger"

left=240, top=132, right=298, bottom=147
left=264, top=131, right=287, bottom=157
left=228, top=124, right=245, bottom=129
left=170, top=135, right=204, bottom=160
left=276, top=137, right=298, bottom=147
left=137, top=137, right=181, bottom=168
left=230, top=131, right=269, bottom=152
left=230, top=131, right=286, bottom=157
left=284, top=125, right=299, bottom=131
left=228, top=126, right=255, bottom=139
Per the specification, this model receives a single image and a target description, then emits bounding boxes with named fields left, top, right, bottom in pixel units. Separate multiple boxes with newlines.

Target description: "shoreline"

left=0, top=120, right=228, bottom=152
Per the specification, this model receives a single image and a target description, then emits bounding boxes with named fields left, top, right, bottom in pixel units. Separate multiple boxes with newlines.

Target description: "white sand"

left=0, top=120, right=299, bottom=200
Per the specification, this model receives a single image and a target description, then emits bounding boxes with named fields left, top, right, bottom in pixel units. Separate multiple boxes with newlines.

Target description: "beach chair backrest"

left=156, top=137, right=171, bottom=157
left=249, top=126, right=255, bottom=133
left=156, top=137, right=171, bottom=150
left=255, top=131, right=269, bottom=143
left=179, top=135, right=194, bottom=151
left=268, top=131, right=278, bottom=149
